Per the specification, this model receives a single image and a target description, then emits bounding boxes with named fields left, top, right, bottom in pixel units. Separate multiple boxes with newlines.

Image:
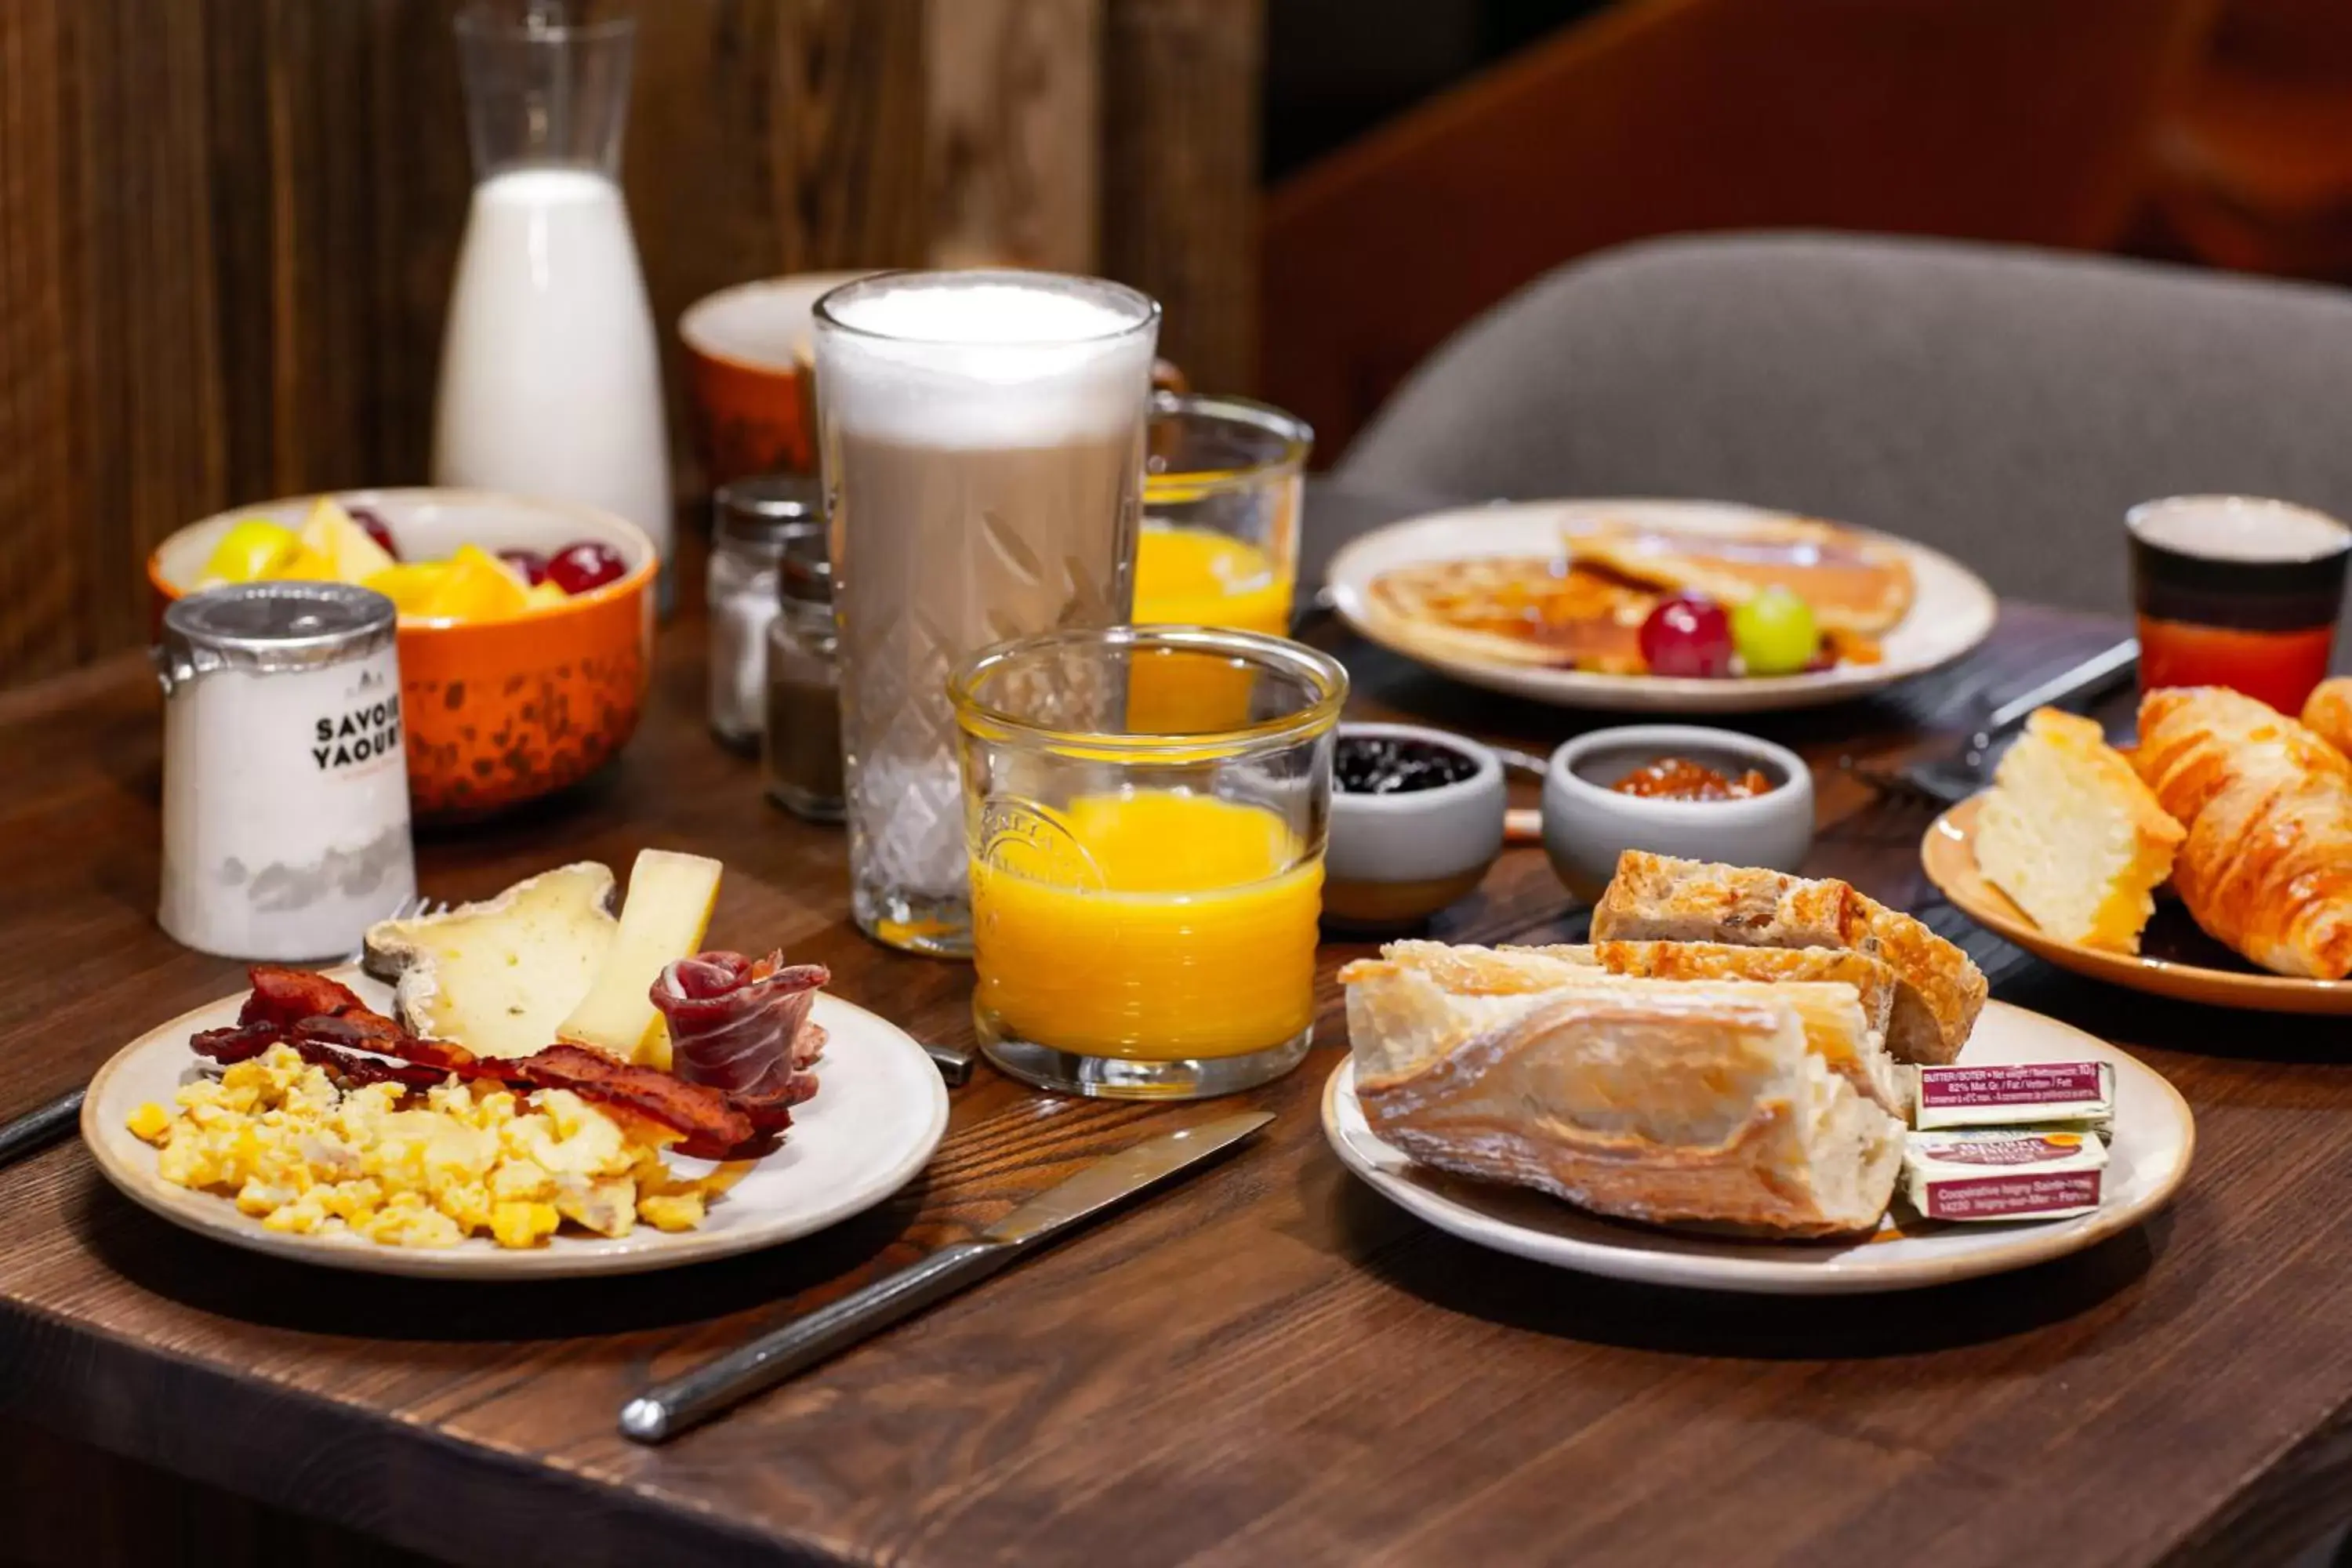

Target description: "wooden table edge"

left=0, top=1147, right=854, bottom=1568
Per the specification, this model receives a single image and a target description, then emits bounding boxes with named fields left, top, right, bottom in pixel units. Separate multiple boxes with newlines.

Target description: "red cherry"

left=498, top=548, right=550, bottom=586
left=347, top=506, right=400, bottom=562
left=546, top=539, right=626, bottom=595
left=1638, top=593, right=1735, bottom=677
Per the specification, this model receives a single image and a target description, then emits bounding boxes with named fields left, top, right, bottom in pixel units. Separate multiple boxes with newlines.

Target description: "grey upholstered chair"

left=1330, top=232, right=2352, bottom=643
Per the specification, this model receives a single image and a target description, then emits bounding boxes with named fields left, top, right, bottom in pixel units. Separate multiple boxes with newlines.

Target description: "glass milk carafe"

left=432, top=9, right=672, bottom=583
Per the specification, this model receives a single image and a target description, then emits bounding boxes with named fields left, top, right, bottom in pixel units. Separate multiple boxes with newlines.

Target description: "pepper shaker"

left=763, top=525, right=844, bottom=822
left=708, top=475, right=823, bottom=750
left=156, top=583, right=416, bottom=960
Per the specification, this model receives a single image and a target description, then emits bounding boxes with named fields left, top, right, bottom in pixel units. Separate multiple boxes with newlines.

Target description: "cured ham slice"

left=651, top=952, right=829, bottom=1129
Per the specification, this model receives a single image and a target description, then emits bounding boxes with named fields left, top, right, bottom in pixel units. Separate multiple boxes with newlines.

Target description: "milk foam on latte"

left=818, top=274, right=1156, bottom=445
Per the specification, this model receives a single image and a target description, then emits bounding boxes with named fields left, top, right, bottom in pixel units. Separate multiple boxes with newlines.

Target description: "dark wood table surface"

left=6, top=593, right=2352, bottom=1568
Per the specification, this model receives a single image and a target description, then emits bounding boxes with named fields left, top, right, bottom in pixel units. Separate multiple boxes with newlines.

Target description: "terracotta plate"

left=1325, top=1000, right=2192, bottom=1295
left=82, top=969, right=949, bottom=1278
left=1323, top=499, right=1996, bottom=713
left=1923, top=795, right=2352, bottom=1015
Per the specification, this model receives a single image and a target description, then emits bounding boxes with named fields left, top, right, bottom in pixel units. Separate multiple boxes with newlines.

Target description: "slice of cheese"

left=555, top=849, right=724, bottom=1069
left=363, top=863, right=619, bottom=1058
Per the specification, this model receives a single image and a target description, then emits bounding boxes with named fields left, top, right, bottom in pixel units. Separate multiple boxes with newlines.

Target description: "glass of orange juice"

left=1129, top=394, right=1312, bottom=733
left=950, top=626, right=1346, bottom=1098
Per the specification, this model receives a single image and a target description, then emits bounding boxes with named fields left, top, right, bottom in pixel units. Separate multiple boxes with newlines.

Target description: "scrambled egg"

left=128, top=1045, right=714, bottom=1248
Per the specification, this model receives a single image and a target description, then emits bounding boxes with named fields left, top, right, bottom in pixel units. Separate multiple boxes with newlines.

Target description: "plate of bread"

left=1330, top=852, right=2193, bottom=1293
left=1325, top=499, right=1995, bottom=713
left=1924, top=680, right=2352, bottom=1012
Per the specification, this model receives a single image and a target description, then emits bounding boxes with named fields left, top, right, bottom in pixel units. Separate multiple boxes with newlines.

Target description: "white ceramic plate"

left=1324, top=499, right=1997, bottom=712
left=82, top=970, right=950, bottom=1279
left=1323, top=1000, right=2192, bottom=1294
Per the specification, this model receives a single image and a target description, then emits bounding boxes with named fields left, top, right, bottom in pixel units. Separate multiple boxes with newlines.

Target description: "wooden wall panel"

left=926, top=0, right=1101, bottom=272
left=0, top=0, right=1259, bottom=691
left=1103, top=0, right=1265, bottom=397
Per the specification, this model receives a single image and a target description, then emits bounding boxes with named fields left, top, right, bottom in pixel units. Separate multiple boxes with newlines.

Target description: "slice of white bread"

left=363, top=863, right=618, bottom=1058
left=1973, top=708, right=2183, bottom=954
left=1387, top=940, right=1903, bottom=1114
left=1590, top=851, right=1987, bottom=1065
left=1342, top=944, right=1905, bottom=1236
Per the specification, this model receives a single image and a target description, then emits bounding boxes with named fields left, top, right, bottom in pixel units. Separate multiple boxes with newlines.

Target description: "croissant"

left=2301, top=677, right=2352, bottom=762
left=2134, top=687, right=2352, bottom=978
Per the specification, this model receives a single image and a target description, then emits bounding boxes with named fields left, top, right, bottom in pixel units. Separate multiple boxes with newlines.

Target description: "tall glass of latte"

left=814, top=271, right=1160, bottom=956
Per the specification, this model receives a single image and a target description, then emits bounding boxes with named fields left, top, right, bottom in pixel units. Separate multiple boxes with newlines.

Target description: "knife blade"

left=619, top=1109, right=1274, bottom=1444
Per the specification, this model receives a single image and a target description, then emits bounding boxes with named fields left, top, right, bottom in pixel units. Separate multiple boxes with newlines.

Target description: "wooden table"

left=5, top=600, right=2352, bottom=1568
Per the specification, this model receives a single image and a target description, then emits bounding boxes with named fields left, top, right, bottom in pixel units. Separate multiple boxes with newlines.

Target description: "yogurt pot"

left=156, top=583, right=417, bottom=960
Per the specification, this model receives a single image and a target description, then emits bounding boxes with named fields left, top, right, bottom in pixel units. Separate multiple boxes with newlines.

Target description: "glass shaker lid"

left=715, top=474, right=823, bottom=550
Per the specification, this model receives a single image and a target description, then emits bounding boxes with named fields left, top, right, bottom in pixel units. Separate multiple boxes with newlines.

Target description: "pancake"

left=1364, top=555, right=1653, bottom=672
left=1566, top=515, right=1914, bottom=635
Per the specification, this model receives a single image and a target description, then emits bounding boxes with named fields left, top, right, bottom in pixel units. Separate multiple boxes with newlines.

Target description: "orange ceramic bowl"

left=150, top=488, right=657, bottom=822
left=680, top=270, right=873, bottom=487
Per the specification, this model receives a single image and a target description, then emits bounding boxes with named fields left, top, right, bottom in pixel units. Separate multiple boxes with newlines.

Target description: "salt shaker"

left=763, top=528, right=844, bottom=822
left=709, top=475, right=823, bottom=750
left=156, top=583, right=417, bottom=960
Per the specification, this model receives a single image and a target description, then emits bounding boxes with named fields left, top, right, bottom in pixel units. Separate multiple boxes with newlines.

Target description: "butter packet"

left=1913, top=1060, right=2114, bottom=1133
left=1903, top=1127, right=2107, bottom=1222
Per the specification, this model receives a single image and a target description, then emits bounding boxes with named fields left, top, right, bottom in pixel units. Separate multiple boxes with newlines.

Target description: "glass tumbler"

left=815, top=270, right=1160, bottom=958
left=951, top=626, right=1347, bottom=1099
left=1130, top=394, right=1314, bottom=734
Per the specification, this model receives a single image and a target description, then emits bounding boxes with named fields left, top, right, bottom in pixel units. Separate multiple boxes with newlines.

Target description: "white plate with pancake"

left=1325, top=499, right=1996, bottom=713
left=1323, top=1000, right=2191, bottom=1294
left=81, top=969, right=950, bottom=1279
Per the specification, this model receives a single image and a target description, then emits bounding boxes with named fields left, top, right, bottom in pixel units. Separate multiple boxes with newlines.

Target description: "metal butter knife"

left=619, top=1109, right=1275, bottom=1444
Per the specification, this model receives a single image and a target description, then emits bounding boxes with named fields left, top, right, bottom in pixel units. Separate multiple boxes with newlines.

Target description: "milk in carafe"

left=431, top=10, right=671, bottom=577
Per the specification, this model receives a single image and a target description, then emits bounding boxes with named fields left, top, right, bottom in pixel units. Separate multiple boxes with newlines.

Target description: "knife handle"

left=620, top=1240, right=1012, bottom=1443
left=0, top=1088, right=85, bottom=1171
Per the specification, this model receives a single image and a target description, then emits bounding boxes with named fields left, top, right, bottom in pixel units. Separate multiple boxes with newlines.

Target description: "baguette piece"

left=1591, top=851, right=1986, bottom=1064
left=1342, top=945, right=1905, bottom=1236
left=1971, top=708, right=2181, bottom=953
left=1387, top=940, right=1902, bottom=1112
left=1590, top=938, right=1899, bottom=1045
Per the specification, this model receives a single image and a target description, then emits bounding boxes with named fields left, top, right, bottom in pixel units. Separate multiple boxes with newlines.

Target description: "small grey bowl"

left=1542, top=724, right=1814, bottom=903
left=1325, top=723, right=1508, bottom=932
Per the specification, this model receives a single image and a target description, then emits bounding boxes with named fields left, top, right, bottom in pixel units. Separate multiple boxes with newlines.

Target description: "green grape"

left=1730, top=587, right=1820, bottom=676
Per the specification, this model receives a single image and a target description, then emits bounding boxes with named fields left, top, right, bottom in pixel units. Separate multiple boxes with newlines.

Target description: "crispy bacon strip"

left=199, top=967, right=768, bottom=1156
left=651, top=951, right=828, bottom=1129
left=241, top=965, right=372, bottom=1029
left=191, top=1021, right=447, bottom=1089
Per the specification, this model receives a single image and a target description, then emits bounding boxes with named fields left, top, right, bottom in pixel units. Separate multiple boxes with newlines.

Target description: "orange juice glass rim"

left=949, top=625, right=1348, bottom=758
left=1145, top=393, right=1313, bottom=503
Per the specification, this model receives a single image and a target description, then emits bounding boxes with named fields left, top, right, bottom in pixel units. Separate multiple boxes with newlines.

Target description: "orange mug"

left=681, top=271, right=873, bottom=488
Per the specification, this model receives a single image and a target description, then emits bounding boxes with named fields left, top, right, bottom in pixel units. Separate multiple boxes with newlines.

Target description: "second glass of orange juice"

left=951, top=626, right=1346, bottom=1098
left=1130, top=394, right=1312, bottom=732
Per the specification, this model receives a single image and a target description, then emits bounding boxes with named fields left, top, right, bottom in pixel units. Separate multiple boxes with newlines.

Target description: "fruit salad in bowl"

left=151, top=489, right=656, bottom=819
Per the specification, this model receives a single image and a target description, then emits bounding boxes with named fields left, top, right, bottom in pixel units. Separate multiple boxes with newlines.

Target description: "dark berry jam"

left=1336, top=735, right=1479, bottom=795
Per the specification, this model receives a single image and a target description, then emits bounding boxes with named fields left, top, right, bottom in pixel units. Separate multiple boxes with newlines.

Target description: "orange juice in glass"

left=1129, top=394, right=1312, bottom=733
left=952, top=626, right=1345, bottom=1098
